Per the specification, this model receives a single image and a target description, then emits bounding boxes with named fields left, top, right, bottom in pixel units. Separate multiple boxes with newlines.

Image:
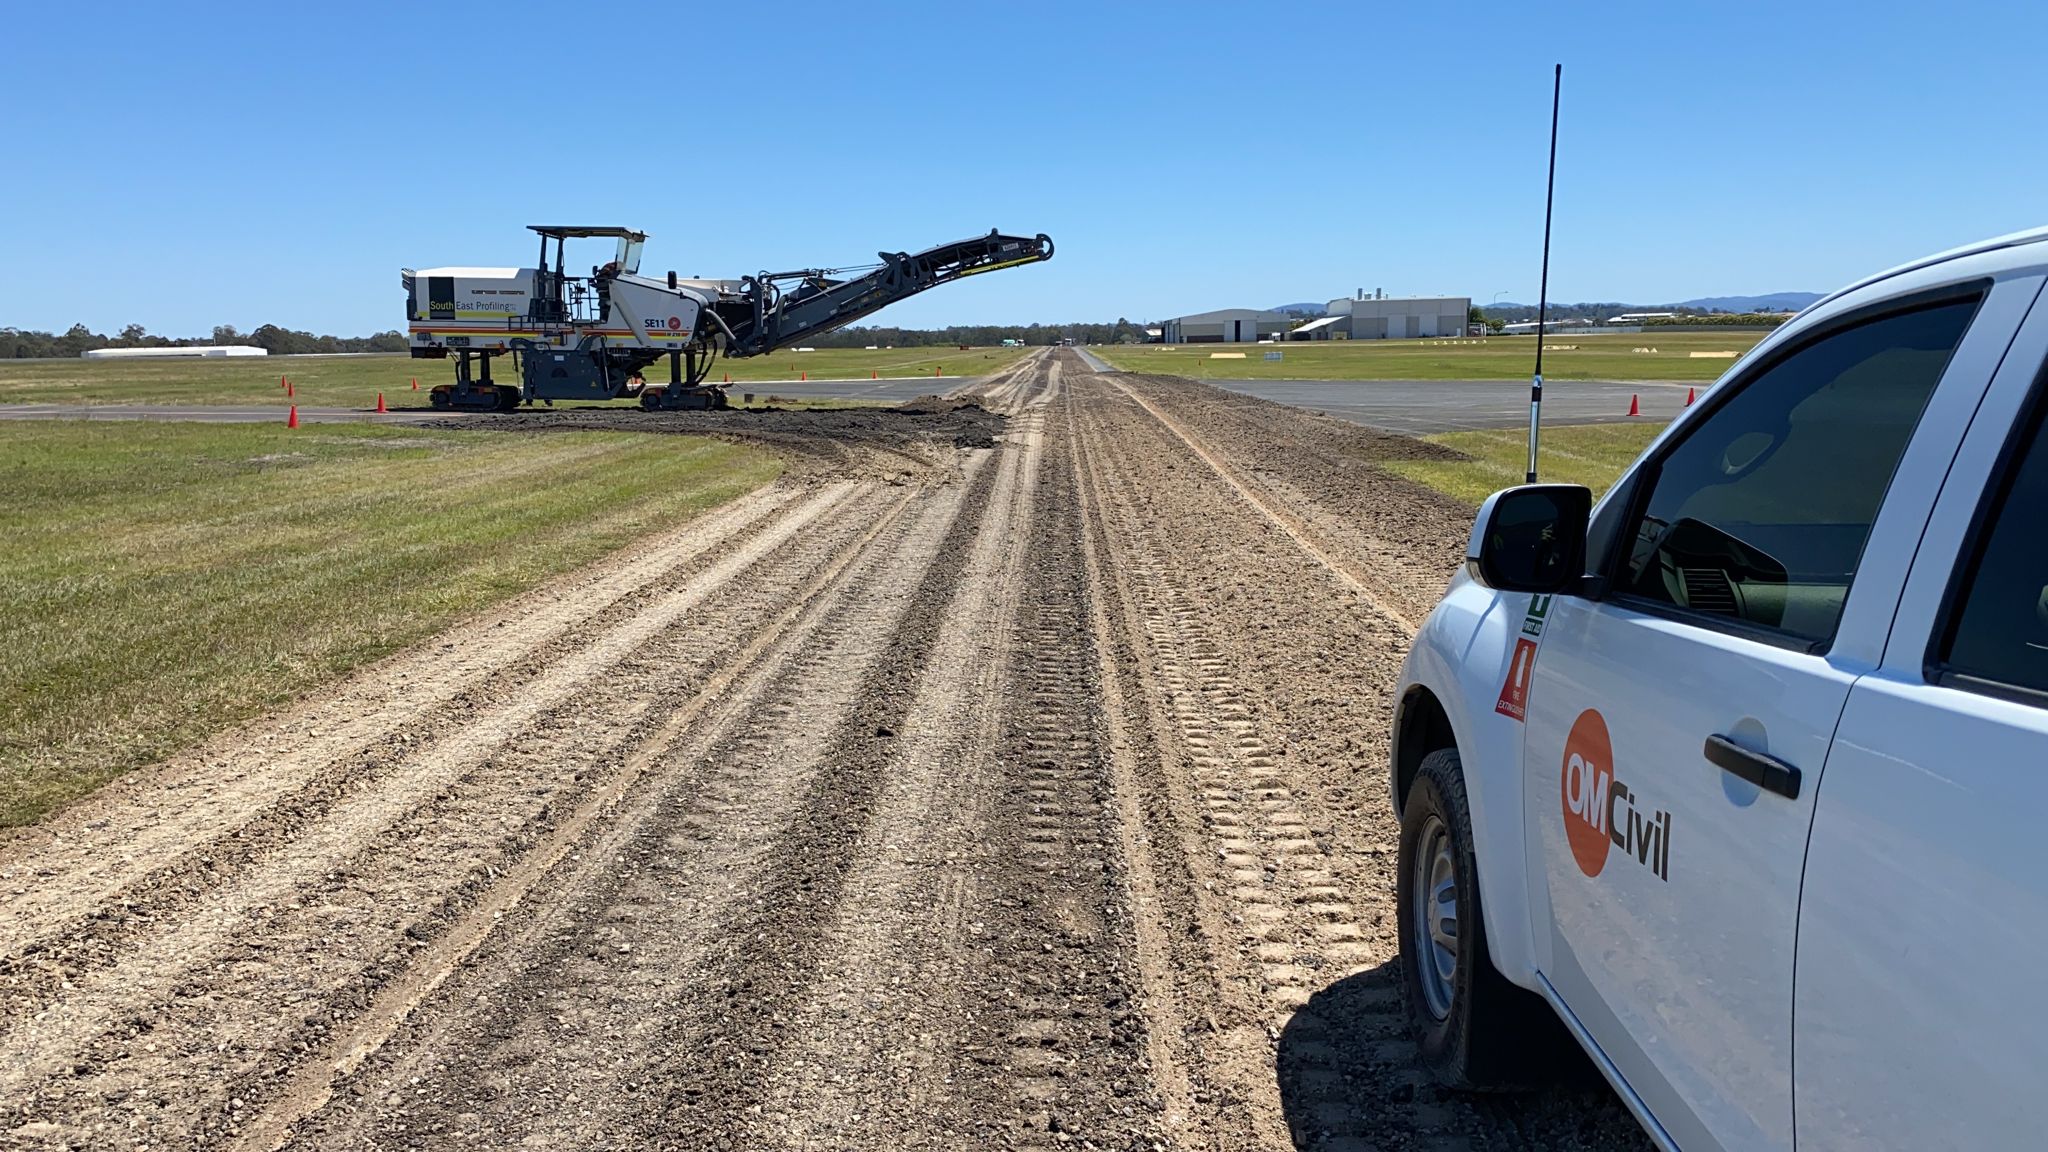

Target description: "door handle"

left=1703, top=735, right=1802, bottom=800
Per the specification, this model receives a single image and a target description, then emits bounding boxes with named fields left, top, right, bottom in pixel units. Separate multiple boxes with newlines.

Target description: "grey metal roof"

left=1168, top=308, right=1289, bottom=323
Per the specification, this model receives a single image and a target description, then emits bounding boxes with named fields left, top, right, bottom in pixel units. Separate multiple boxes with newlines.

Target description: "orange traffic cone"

left=411, top=377, right=419, bottom=391
left=286, top=405, right=299, bottom=428
left=376, top=392, right=387, bottom=413
left=801, top=370, right=807, bottom=381
left=286, top=380, right=294, bottom=398
left=871, top=369, right=877, bottom=379
left=724, top=372, right=730, bottom=384
left=934, top=365, right=942, bottom=377
left=280, top=375, right=288, bottom=390
left=1685, top=387, right=1696, bottom=406
left=1628, top=394, right=1641, bottom=417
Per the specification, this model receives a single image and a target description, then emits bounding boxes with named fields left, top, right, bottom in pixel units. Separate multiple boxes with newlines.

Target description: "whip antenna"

left=1527, top=64, right=1562, bottom=484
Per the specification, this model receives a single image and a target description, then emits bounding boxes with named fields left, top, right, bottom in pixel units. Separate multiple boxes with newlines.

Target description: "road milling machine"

left=403, top=226, right=1054, bottom=410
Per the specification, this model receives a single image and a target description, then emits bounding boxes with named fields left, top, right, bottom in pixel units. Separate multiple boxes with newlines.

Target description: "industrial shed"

left=1323, top=294, right=1471, bottom=340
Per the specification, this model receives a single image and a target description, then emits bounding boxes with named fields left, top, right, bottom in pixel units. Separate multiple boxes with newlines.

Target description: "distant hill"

left=1265, top=293, right=1822, bottom=323
left=1676, top=292, right=1821, bottom=312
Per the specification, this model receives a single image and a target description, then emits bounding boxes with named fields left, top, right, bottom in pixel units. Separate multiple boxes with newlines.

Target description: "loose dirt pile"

left=1, top=349, right=1647, bottom=1151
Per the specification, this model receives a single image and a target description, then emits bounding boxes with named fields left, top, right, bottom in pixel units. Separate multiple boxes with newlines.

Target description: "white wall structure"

left=1323, top=295, right=1472, bottom=340
left=1287, top=315, right=1347, bottom=340
left=81, top=346, right=269, bottom=359
left=1160, top=309, right=1292, bottom=344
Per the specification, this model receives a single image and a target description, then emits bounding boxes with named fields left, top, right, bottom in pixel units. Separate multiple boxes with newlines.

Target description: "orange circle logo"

left=667, top=315, right=683, bottom=331
left=1560, top=709, right=1614, bottom=877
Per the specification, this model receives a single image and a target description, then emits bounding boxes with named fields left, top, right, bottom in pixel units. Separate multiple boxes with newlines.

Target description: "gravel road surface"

left=1, top=351, right=1648, bottom=1151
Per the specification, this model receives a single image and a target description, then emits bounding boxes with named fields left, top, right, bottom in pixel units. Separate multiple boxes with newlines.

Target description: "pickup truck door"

left=1795, top=280, right=2048, bottom=1152
left=1519, top=281, right=2026, bottom=1152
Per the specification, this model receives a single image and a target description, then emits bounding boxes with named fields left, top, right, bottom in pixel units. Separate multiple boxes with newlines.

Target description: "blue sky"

left=4, top=1, right=2045, bottom=335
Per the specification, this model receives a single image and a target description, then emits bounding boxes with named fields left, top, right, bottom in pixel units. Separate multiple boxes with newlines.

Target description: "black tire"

left=1397, top=747, right=1569, bottom=1089
left=495, top=386, right=521, bottom=413
left=428, top=390, right=450, bottom=410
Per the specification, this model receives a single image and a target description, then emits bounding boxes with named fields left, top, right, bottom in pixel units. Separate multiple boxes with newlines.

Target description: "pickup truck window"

left=1618, top=299, right=1977, bottom=645
left=1942, top=394, right=2048, bottom=700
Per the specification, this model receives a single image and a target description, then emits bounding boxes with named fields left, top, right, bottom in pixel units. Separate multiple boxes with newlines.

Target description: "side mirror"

left=1467, top=484, right=1592, bottom=594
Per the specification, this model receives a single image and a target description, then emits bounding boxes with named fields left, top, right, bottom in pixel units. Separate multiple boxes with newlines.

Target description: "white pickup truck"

left=1391, top=226, right=2048, bottom=1152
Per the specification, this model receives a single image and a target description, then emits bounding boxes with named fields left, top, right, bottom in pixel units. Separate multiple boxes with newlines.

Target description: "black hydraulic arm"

left=723, top=229, right=1052, bottom=357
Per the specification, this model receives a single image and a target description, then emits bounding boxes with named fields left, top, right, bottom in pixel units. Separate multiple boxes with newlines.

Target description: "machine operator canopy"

left=528, top=226, right=648, bottom=276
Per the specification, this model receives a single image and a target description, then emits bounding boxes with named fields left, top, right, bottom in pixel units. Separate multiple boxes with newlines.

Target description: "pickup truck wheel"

left=1399, top=747, right=1564, bottom=1089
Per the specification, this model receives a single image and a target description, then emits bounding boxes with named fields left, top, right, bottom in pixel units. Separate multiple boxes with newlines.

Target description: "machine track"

left=2, top=349, right=1646, bottom=1152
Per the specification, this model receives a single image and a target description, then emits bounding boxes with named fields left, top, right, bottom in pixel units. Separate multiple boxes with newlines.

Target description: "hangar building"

left=1159, top=308, right=1292, bottom=344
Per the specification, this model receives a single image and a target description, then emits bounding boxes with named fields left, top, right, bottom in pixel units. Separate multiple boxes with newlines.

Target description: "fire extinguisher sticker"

left=1494, top=595, right=1552, bottom=722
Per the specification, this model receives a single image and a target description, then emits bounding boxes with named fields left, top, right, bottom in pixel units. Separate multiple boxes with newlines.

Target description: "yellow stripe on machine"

left=953, top=253, right=1050, bottom=279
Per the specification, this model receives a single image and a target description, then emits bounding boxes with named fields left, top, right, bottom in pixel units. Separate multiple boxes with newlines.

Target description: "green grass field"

left=0, top=421, right=778, bottom=827
left=0, top=346, right=1030, bottom=408
left=1091, top=331, right=1765, bottom=382
left=1385, top=422, right=1668, bottom=506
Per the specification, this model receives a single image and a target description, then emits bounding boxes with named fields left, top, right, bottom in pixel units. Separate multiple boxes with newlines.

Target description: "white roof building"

left=82, top=346, right=269, bottom=359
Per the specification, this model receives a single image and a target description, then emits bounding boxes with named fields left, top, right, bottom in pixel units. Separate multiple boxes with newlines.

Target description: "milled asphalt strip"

left=1069, top=346, right=1699, bottom=433
left=1070, top=346, right=1115, bottom=373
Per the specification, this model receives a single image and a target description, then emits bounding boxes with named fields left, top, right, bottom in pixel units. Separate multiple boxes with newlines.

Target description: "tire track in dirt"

left=944, top=396, right=1164, bottom=1150
left=1071, top=380, right=1431, bottom=1149
left=0, top=473, right=947, bottom=1150
left=256, top=407, right=1026, bottom=1151
left=1064, top=390, right=1216, bottom=1147
left=947, top=348, right=1049, bottom=410
left=279, top=452, right=990, bottom=1151
left=1100, top=370, right=1470, bottom=628
left=720, top=374, right=1163, bottom=1152
left=1067, top=361, right=1646, bottom=1151
left=607, top=415, right=1017, bottom=1150
left=748, top=407, right=1046, bottom=1149
left=1097, top=373, right=1418, bottom=635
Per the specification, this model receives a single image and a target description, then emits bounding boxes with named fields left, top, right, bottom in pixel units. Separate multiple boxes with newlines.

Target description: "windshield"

left=615, top=237, right=643, bottom=274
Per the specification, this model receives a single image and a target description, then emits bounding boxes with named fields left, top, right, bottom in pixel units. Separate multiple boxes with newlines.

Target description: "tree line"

left=1477, top=303, right=1796, bottom=325
left=1, top=323, right=408, bottom=359
left=6, top=319, right=1154, bottom=358
left=1640, top=313, right=1788, bottom=328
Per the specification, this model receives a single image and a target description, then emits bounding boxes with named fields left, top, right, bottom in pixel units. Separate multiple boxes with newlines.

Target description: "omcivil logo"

left=1560, top=709, right=1671, bottom=881
left=667, top=315, right=683, bottom=331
